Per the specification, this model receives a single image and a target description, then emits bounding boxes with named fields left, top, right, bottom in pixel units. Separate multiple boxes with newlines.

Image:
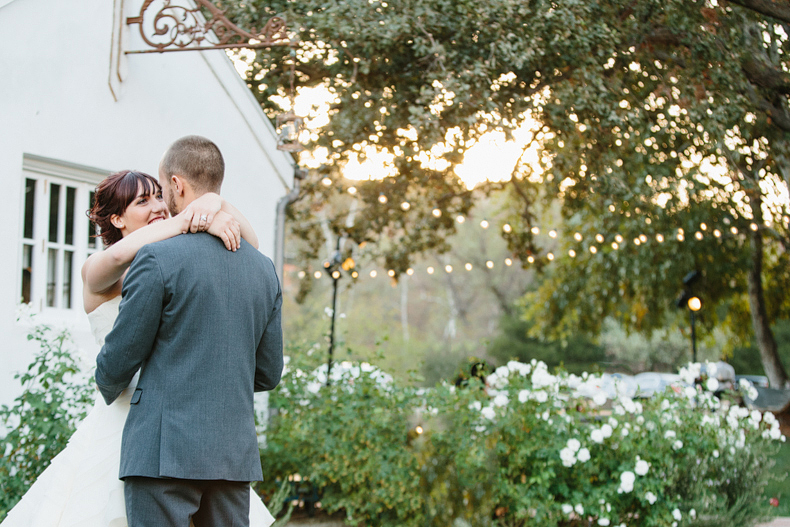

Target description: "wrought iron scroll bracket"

left=125, top=0, right=296, bottom=54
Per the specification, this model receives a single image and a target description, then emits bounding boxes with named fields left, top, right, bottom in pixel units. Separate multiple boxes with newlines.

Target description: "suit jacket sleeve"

left=254, top=274, right=283, bottom=392
left=95, top=246, right=165, bottom=405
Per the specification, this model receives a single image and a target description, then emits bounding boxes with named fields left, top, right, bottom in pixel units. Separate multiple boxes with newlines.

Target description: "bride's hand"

left=182, top=193, right=222, bottom=233
left=207, top=211, right=242, bottom=251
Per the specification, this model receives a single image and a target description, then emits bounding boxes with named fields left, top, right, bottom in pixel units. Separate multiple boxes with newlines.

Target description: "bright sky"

left=230, top=49, right=541, bottom=189
left=231, top=56, right=788, bottom=217
left=290, top=85, right=545, bottom=189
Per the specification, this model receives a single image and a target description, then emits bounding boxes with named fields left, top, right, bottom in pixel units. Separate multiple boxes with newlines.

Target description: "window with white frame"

left=20, top=155, right=106, bottom=311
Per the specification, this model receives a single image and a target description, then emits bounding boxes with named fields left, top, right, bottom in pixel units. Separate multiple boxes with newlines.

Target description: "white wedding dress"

left=1, top=296, right=276, bottom=527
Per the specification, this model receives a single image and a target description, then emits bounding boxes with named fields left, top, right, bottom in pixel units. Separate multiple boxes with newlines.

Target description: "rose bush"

left=260, top=356, right=785, bottom=527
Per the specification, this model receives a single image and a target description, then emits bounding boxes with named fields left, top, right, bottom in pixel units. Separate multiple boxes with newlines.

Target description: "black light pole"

left=688, top=296, right=701, bottom=363
left=676, top=270, right=702, bottom=363
left=327, top=268, right=340, bottom=386
left=325, top=237, right=342, bottom=386
left=324, top=237, right=356, bottom=386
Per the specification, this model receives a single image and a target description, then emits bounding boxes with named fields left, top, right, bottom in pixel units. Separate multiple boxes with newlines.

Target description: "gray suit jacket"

left=95, top=233, right=283, bottom=482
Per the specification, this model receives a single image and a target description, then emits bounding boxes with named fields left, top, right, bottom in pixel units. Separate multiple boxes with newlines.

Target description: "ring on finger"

left=200, top=214, right=208, bottom=222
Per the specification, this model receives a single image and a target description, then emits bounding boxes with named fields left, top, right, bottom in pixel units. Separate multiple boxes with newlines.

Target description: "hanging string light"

left=295, top=202, right=770, bottom=286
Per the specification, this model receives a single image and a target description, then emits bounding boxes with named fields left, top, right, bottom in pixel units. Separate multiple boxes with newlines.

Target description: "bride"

left=1, top=169, right=275, bottom=527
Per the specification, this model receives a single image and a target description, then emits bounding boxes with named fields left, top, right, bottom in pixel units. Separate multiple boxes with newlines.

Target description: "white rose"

left=601, top=424, right=613, bottom=438
left=507, top=360, right=531, bottom=376
left=493, top=394, right=509, bottom=407
left=598, top=519, right=610, bottom=526
left=618, top=471, right=635, bottom=493
left=635, top=459, right=650, bottom=476
left=706, top=378, right=719, bottom=392
left=645, top=491, right=657, bottom=504
left=567, top=438, right=581, bottom=452
left=534, top=390, right=549, bottom=403
left=672, top=509, right=682, bottom=521
left=575, top=504, right=584, bottom=515
left=562, top=504, right=574, bottom=515
left=560, top=447, right=576, bottom=467
left=664, top=430, right=676, bottom=439
left=591, top=429, right=605, bottom=444
left=673, top=440, right=683, bottom=450
left=481, top=406, right=496, bottom=420
left=577, top=448, right=591, bottom=463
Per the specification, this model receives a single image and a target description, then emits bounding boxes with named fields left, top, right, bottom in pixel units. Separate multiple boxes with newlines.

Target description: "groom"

left=95, top=135, right=283, bottom=527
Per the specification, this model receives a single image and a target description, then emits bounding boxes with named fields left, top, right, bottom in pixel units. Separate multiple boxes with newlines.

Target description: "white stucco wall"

left=0, top=0, right=295, bottom=408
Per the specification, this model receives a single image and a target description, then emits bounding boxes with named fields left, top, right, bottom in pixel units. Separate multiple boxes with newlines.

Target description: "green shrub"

left=261, top=355, right=785, bottom=527
left=0, top=323, right=94, bottom=520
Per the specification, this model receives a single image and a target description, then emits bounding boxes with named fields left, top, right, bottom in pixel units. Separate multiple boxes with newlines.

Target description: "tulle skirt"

left=1, top=388, right=275, bottom=527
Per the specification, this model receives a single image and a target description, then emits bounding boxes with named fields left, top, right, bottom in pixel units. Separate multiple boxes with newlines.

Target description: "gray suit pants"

left=125, top=477, right=250, bottom=527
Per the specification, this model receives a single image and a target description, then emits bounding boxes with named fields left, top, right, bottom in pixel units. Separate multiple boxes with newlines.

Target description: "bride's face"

left=113, top=181, right=168, bottom=237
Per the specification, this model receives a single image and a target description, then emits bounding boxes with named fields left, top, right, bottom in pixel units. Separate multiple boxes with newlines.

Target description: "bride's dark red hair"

left=88, top=170, right=161, bottom=247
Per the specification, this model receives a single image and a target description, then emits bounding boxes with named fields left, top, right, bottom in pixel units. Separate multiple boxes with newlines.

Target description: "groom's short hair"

left=161, top=135, right=224, bottom=193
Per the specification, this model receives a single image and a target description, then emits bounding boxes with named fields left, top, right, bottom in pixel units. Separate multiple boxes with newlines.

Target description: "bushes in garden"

left=261, top=356, right=785, bottom=527
left=0, top=324, right=94, bottom=519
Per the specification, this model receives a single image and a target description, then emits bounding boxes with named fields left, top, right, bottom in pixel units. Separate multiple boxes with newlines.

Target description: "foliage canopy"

left=225, top=0, right=790, bottom=383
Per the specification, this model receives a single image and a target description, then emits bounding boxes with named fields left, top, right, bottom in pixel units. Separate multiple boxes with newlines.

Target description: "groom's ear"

left=171, top=175, right=186, bottom=196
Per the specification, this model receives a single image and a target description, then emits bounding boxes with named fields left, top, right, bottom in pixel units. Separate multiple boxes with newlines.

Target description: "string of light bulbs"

left=302, top=182, right=788, bottom=282
left=296, top=216, right=785, bottom=282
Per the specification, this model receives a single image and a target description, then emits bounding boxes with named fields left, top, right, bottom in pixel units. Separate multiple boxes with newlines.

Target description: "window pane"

left=48, top=183, right=61, bottom=243
left=21, top=244, right=33, bottom=304
left=65, top=187, right=76, bottom=245
left=62, top=251, right=73, bottom=309
left=88, top=190, right=97, bottom=249
left=23, top=179, right=36, bottom=239
left=46, top=248, right=57, bottom=307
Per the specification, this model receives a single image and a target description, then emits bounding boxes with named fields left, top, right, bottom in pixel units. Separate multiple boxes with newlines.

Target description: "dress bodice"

left=87, top=296, right=139, bottom=394
left=87, top=296, right=121, bottom=346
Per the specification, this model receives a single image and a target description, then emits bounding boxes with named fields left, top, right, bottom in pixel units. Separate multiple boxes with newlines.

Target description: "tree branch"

left=742, top=57, right=790, bottom=95
left=727, top=0, right=790, bottom=24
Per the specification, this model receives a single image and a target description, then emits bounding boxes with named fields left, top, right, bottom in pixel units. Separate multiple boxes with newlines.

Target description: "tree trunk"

left=400, top=275, right=410, bottom=344
left=746, top=213, right=789, bottom=388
